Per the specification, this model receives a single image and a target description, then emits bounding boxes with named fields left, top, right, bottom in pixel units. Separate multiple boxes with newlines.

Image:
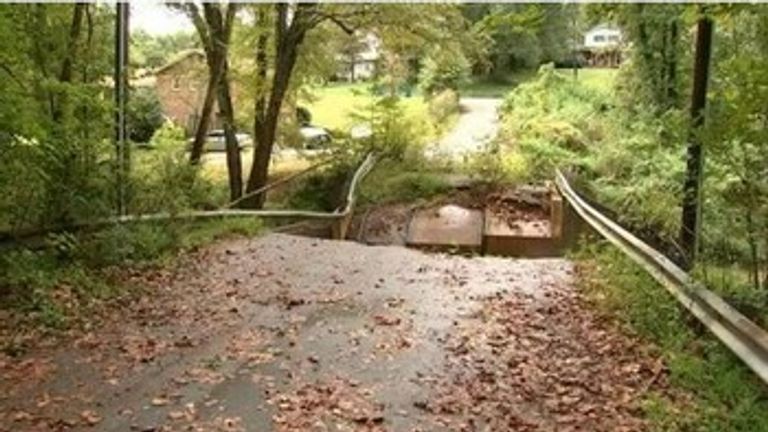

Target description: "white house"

left=581, top=24, right=623, bottom=67
left=583, top=24, right=622, bottom=50
left=337, top=33, right=381, bottom=82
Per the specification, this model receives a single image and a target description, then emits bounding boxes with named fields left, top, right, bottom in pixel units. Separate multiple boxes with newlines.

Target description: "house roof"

left=587, top=23, right=620, bottom=33
left=154, top=49, right=205, bottom=75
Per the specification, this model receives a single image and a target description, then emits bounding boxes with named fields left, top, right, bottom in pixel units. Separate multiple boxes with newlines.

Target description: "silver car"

left=189, top=130, right=253, bottom=152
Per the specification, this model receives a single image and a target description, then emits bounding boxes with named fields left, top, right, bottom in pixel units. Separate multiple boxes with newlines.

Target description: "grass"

left=358, top=158, right=453, bottom=206
left=576, top=242, right=768, bottom=431
left=556, top=67, right=618, bottom=93
left=303, top=82, right=431, bottom=133
left=459, top=70, right=537, bottom=98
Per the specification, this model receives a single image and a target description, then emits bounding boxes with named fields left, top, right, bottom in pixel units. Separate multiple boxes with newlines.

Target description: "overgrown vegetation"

left=577, top=243, right=768, bottom=431
left=489, top=7, right=768, bottom=322
left=0, top=217, right=261, bottom=346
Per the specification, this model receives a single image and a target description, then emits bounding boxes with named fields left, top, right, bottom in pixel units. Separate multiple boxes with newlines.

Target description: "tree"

left=419, top=47, right=470, bottom=95
left=338, top=33, right=368, bottom=82
left=589, top=4, right=687, bottom=110
left=0, top=3, right=114, bottom=228
left=239, top=4, right=467, bottom=208
left=462, top=4, right=574, bottom=78
left=244, top=4, right=370, bottom=208
left=173, top=2, right=243, bottom=201
left=126, top=87, right=164, bottom=143
left=131, top=29, right=198, bottom=70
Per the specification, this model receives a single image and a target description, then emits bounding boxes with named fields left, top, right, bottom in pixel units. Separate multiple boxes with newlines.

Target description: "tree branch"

left=0, top=61, right=28, bottom=92
left=324, top=13, right=357, bottom=35
left=168, top=2, right=213, bottom=55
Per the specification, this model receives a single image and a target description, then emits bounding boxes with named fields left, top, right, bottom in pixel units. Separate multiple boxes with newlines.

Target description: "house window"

left=608, top=35, right=619, bottom=42
left=594, top=35, right=606, bottom=42
left=172, top=77, right=181, bottom=91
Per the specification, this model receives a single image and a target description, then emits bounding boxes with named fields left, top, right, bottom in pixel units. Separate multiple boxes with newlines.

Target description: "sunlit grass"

left=556, top=67, right=618, bottom=92
left=302, top=82, right=430, bottom=133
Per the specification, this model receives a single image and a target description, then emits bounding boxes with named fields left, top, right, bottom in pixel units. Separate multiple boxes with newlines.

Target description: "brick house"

left=154, top=49, right=212, bottom=133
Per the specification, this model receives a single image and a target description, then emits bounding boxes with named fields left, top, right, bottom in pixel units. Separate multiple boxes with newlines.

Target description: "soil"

left=353, top=184, right=553, bottom=246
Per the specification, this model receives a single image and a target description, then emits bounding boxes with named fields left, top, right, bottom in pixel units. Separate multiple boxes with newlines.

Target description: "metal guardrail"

left=0, top=153, right=377, bottom=243
left=555, top=169, right=768, bottom=385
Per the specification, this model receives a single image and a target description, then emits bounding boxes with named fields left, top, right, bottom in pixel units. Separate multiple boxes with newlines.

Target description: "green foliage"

left=348, top=94, right=429, bottom=160
left=493, top=66, right=686, bottom=239
left=285, top=163, right=353, bottom=212
left=595, top=4, right=690, bottom=110
left=419, top=49, right=470, bottom=95
left=360, top=159, right=451, bottom=205
left=463, top=4, right=578, bottom=76
left=0, top=4, right=115, bottom=231
left=132, top=122, right=225, bottom=214
left=127, top=87, right=165, bottom=143
left=131, top=29, right=199, bottom=69
left=577, top=243, right=768, bottom=431
left=426, top=89, right=460, bottom=125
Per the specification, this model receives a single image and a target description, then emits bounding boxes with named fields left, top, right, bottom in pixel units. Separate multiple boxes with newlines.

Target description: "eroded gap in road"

left=287, top=181, right=581, bottom=258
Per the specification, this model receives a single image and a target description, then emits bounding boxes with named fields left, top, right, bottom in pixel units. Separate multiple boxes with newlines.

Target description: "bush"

left=127, top=87, right=165, bottom=143
left=427, top=89, right=460, bottom=125
left=285, top=163, right=353, bottom=211
left=0, top=134, right=113, bottom=232
left=419, top=49, right=470, bottom=96
left=360, top=160, right=451, bottom=205
left=348, top=95, right=429, bottom=160
left=131, top=122, right=225, bottom=213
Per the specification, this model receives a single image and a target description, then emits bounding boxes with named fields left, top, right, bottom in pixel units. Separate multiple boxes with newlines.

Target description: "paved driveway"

left=428, top=98, right=502, bottom=160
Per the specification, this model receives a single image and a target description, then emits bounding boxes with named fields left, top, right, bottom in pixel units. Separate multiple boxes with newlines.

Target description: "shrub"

left=127, top=87, right=165, bottom=143
left=131, top=122, right=225, bottom=213
left=427, top=89, right=460, bottom=125
left=360, top=161, right=451, bottom=205
left=419, top=49, right=470, bottom=96
left=348, top=95, right=429, bottom=160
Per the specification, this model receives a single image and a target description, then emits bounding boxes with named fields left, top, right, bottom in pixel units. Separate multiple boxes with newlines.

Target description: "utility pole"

left=114, top=2, right=130, bottom=215
left=680, top=15, right=713, bottom=269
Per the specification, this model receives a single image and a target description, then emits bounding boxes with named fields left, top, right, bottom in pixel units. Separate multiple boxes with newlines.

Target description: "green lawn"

left=459, top=70, right=536, bottom=98
left=458, top=68, right=617, bottom=99
left=302, top=82, right=431, bottom=133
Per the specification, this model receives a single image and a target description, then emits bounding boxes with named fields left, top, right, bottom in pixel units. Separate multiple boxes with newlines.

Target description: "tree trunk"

left=245, top=45, right=299, bottom=208
left=243, top=5, right=305, bottom=209
left=217, top=61, right=242, bottom=201
left=53, top=2, right=86, bottom=122
left=189, top=63, right=220, bottom=165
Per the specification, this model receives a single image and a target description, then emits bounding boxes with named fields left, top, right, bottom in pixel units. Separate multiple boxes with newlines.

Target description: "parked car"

left=188, top=129, right=253, bottom=152
left=299, top=125, right=332, bottom=150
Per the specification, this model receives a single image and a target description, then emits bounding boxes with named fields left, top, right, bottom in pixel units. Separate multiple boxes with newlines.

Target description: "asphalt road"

left=1, top=234, right=661, bottom=431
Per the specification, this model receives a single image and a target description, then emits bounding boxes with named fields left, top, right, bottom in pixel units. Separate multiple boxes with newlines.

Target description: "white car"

left=299, top=126, right=332, bottom=150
